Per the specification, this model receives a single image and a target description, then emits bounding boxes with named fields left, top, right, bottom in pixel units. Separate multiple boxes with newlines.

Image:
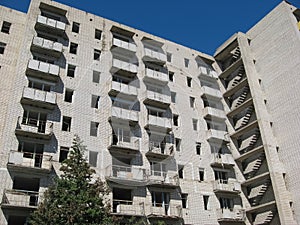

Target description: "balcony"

left=145, top=115, right=172, bottom=131
left=106, top=165, right=147, bottom=186
left=21, top=87, right=56, bottom=109
left=201, top=86, right=222, bottom=99
left=110, top=107, right=139, bottom=123
left=26, top=59, right=60, bottom=81
left=108, top=135, right=140, bottom=155
left=216, top=208, right=245, bottom=222
left=147, top=172, right=179, bottom=188
left=206, top=129, right=229, bottom=142
left=203, top=107, right=226, bottom=120
left=112, top=37, right=136, bottom=52
left=113, top=201, right=145, bottom=216
left=148, top=205, right=182, bottom=218
left=146, top=142, right=174, bottom=159
left=144, top=91, right=171, bottom=107
left=143, top=48, right=167, bottom=64
left=7, top=150, right=52, bottom=173
left=213, top=180, right=241, bottom=194
left=31, top=36, right=63, bottom=57
left=15, top=117, right=53, bottom=140
left=112, top=58, right=138, bottom=74
left=109, top=81, right=138, bottom=97
left=1, top=189, right=40, bottom=210
left=144, top=68, right=168, bottom=83
left=35, top=15, right=66, bottom=34
left=211, top=153, right=235, bottom=167
left=199, top=66, right=218, bottom=79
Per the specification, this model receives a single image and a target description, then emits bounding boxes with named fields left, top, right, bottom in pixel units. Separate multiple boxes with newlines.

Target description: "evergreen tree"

left=29, top=135, right=114, bottom=225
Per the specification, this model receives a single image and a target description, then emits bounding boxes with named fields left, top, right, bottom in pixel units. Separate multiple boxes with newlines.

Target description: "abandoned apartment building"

left=0, top=0, right=300, bottom=224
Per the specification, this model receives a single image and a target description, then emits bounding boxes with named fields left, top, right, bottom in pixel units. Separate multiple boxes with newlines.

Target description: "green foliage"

left=29, top=135, right=114, bottom=225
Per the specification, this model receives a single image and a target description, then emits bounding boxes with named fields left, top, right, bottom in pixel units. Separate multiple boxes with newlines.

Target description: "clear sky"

left=1, top=0, right=297, bottom=55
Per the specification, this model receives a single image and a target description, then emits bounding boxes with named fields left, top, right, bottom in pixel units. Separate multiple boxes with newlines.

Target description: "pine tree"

left=29, top=135, right=114, bottom=225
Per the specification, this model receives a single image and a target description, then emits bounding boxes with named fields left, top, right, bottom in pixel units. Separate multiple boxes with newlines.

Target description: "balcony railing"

left=112, top=58, right=138, bottom=74
left=147, top=115, right=172, bottom=129
left=110, top=81, right=138, bottom=96
left=15, top=116, right=53, bottom=140
left=111, top=107, right=139, bottom=123
left=206, top=129, right=229, bottom=142
left=203, top=107, right=226, bottom=120
left=143, top=48, right=167, bottom=63
left=216, top=208, right=245, bottom=222
left=147, top=141, right=174, bottom=158
left=147, top=171, right=179, bottom=187
left=145, top=90, right=171, bottom=106
left=113, top=200, right=144, bottom=215
left=201, top=86, right=222, bottom=99
left=148, top=205, right=182, bottom=218
left=8, top=150, right=52, bottom=172
left=199, top=66, right=218, bottom=79
left=109, top=134, right=139, bottom=152
left=112, top=37, right=137, bottom=52
left=106, top=165, right=147, bottom=181
left=36, top=15, right=66, bottom=33
left=22, top=87, right=56, bottom=109
left=1, top=189, right=40, bottom=209
left=32, top=36, right=63, bottom=57
left=145, top=68, right=168, bottom=83
left=27, top=59, right=60, bottom=80
left=213, top=180, right=241, bottom=193
left=211, top=153, right=235, bottom=166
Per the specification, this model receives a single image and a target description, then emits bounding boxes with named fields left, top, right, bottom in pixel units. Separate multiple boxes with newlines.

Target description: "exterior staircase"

left=243, top=152, right=265, bottom=179
left=253, top=210, right=274, bottom=225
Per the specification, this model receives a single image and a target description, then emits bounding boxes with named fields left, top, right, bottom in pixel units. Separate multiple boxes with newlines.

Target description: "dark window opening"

left=178, top=165, right=184, bottom=179
left=187, top=77, right=192, bottom=87
left=64, top=89, right=73, bottom=103
left=95, top=29, right=102, bottom=40
left=69, top=42, right=78, bottom=54
left=173, top=114, right=179, bottom=126
left=169, top=71, right=174, bottom=82
left=1, top=21, right=11, bottom=34
left=93, top=71, right=100, bottom=83
left=62, top=116, right=71, bottom=132
left=59, top=147, right=69, bottom=162
left=91, top=95, right=100, bottom=108
left=181, top=193, right=188, bottom=208
left=90, top=121, right=99, bottom=136
left=94, top=49, right=101, bottom=60
left=72, top=22, right=80, bottom=33
left=67, top=64, right=76, bottom=77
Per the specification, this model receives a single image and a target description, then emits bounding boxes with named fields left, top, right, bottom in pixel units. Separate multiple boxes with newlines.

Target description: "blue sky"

left=1, top=0, right=295, bottom=55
